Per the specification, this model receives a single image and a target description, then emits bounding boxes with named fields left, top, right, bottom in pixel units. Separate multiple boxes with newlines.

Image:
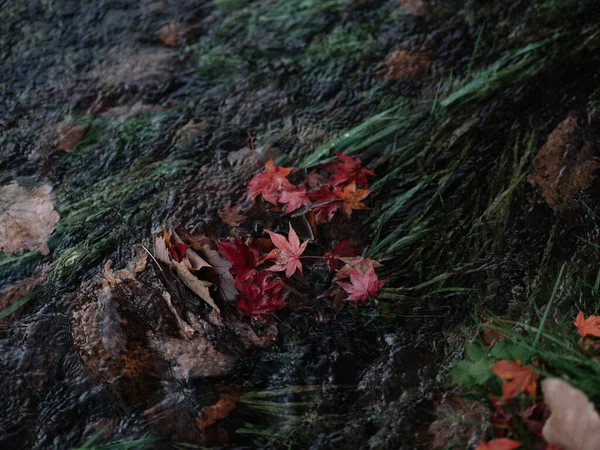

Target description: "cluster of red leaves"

left=246, top=153, right=374, bottom=221
left=214, top=153, right=385, bottom=320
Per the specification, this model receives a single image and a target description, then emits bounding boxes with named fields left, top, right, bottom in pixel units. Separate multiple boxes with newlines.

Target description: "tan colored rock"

left=399, top=0, right=428, bottom=16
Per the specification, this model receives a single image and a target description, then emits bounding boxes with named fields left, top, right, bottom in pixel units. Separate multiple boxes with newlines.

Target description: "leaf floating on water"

left=542, top=378, right=600, bottom=450
left=0, top=182, right=60, bottom=256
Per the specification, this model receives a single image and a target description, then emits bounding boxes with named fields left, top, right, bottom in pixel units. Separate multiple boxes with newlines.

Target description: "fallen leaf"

left=56, top=123, right=87, bottom=152
left=475, top=438, right=521, bottom=450
left=399, top=0, right=428, bottom=16
left=491, top=359, right=539, bottom=399
left=542, top=378, right=600, bottom=450
left=247, top=159, right=295, bottom=205
left=278, top=185, right=310, bottom=214
left=196, top=386, right=241, bottom=430
left=217, top=237, right=260, bottom=283
left=308, top=186, right=344, bottom=223
left=574, top=311, right=600, bottom=338
left=324, top=152, right=375, bottom=188
left=174, top=120, right=206, bottom=146
left=195, top=237, right=237, bottom=302
left=324, top=240, right=359, bottom=270
left=376, top=49, right=432, bottom=80
left=218, top=201, right=246, bottom=227
left=172, top=260, right=220, bottom=315
left=336, top=265, right=385, bottom=302
left=527, top=115, right=600, bottom=208
left=236, top=271, right=284, bottom=321
left=0, top=182, right=60, bottom=256
left=158, top=21, right=181, bottom=48
left=265, top=223, right=309, bottom=278
left=335, top=256, right=383, bottom=281
left=334, top=181, right=372, bottom=218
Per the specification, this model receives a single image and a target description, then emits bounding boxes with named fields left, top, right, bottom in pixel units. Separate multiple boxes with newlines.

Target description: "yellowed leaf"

left=0, top=182, right=60, bottom=256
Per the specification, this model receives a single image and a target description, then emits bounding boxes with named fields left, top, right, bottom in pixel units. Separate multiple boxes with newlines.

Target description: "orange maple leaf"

left=265, top=223, right=309, bottom=278
left=491, top=359, right=539, bottom=399
left=247, top=159, right=295, bottom=205
left=574, top=311, right=600, bottom=338
left=476, top=438, right=521, bottom=450
left=334, top=181, right=372, bottom=218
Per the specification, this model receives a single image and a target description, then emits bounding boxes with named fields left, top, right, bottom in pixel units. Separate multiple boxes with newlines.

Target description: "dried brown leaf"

left=528, top=116, right=600, bottom=208
left=376, top=49, right=432, bottom=81
left=399, top=0, right=428, bottom=16
left=56, top=123, right=87, bottom=152
left=0, top=182, right=60, bottom=256
left=172, top=260, right=220, bottom=315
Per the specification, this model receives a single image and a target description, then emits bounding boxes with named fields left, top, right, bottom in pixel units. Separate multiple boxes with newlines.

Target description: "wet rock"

left=528, top=115, right=600, bottom=208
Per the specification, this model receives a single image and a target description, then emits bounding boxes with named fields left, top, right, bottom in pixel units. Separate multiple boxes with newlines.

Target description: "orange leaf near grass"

left=491, top=359, right=539, bottom=399
left=476, top=438, right=521, bottom=450
left=574, top=311, right=600, bottom=338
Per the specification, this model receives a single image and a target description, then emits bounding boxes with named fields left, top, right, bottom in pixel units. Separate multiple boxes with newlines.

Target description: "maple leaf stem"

left=248, top=132, right=260, bottom=170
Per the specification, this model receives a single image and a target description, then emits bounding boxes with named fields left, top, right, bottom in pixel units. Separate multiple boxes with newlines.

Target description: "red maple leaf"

left=265, top=223, right=308, bottom=278
left=334, top=181, right=372, bottom=218
left=325, top=152, right=375, bottom=188
left=217, top=237, right=259, bottom=283
left=278, top=185, right=310, bottom=214
left=491, top=359, right=539, bottom=399
left=336, top=265, right=385, bottom=302
left=308, top=186, right=344, bottom=223
left=475, top=438, right=521, bottom=450
left=334, top=256, right=383, bottom=281
left=236, top=271, right=283, bottom=321
left=247, top=159, right=295, bottom=205
left=324, top=240, right=359, bottom=270
left=574, top=311, right=600, bottom=338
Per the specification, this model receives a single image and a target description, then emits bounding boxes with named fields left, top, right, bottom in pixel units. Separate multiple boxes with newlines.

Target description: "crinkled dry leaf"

left=0, top=182, right=60, bottom=256
left=195, top=236, right=237, bottom=302
left=542, top=378, right=600, bottom=450
left=172, top=260, right=220, bottom=315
